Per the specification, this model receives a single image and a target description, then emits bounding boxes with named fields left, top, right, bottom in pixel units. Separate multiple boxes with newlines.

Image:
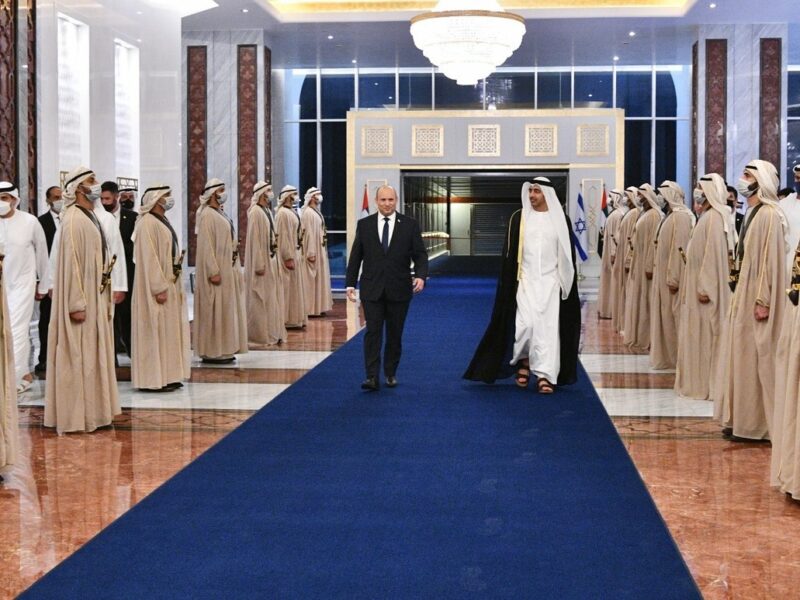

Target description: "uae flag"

left=599, top=185, right=608, bottom=231
left=360, top=184, right=370, bottom=218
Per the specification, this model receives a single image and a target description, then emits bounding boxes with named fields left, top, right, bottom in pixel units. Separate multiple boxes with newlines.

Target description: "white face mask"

left=162, top=196, right=174, bottom=211
left=52, top=200, right=64, bottom=213
left=692, top=189, right=703, bottom=203
left=0, top=200, right=11, bottom=216
left=218, top=191, right=227, bottom=205
left=267, top=191, right=275, bottom=201
left=316, top=194, right=323, bottom=204
left=736, top=177, right=757, bottom=198
left=86, top=183, right=102, bottom=201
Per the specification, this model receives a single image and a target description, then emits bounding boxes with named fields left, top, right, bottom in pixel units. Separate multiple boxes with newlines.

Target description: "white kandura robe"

left=0, top=211, right=49, bottom=382
left=511, top=210, right=561, bottom=383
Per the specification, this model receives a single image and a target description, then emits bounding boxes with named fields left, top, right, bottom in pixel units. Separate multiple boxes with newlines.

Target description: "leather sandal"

left=537, top=378, right=555, bottom=394
left=515, top=366, right=531, bottom=388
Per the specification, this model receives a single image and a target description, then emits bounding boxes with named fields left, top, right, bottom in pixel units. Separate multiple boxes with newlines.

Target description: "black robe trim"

left=463, top=209, right=581, bottom=386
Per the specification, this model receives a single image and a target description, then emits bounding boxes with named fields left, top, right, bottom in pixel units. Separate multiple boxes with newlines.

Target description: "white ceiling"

left=182, top=0, right=800, bottom=68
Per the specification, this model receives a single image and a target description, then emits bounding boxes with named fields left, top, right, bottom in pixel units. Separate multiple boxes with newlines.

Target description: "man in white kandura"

left=511, top=179, right=576, bottom=393
left=301, top=186, right=333, bottom=317
left=0, top=182, right=49, bottom=394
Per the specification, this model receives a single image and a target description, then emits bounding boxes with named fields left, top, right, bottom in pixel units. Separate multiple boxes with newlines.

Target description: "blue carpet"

left=23, top=276, right=700, bottom=599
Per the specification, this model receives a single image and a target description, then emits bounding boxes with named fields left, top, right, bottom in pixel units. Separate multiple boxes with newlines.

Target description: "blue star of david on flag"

left=573, top=193, right=589, bottom=261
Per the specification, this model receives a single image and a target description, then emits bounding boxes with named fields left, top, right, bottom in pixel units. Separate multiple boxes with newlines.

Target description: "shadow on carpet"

left=22, top=276, right=700, bottom=599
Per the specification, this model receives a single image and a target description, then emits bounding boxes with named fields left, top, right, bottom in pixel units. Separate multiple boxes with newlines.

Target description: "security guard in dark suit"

left=35, top=186, right=62, bottom=373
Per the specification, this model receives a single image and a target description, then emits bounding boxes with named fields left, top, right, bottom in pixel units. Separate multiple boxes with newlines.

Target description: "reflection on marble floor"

left=2, top=289, right=800, bottom=598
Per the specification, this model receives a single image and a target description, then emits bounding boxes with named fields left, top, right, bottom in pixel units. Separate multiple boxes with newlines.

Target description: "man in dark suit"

left=726, top=185, right=744, bottom=234
left=101, top=181, right=137, bottom=356
left=35, top=186, right=63, bottom=374
left=346, top=185, right=429, bottom=391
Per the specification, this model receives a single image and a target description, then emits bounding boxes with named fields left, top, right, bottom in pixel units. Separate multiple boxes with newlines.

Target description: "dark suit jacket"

left=346, top=212, right=429, bottom=302
left=38, top=210, right=57, bottom=253
left=119, top=207, right=137, bottom=288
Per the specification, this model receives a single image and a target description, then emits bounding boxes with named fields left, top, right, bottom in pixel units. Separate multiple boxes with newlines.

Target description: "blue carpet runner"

left=23, top=276, right=700, bottom=599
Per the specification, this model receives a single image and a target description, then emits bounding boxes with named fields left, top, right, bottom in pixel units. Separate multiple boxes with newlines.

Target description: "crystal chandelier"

left=410, top=0, right=526, bottom=86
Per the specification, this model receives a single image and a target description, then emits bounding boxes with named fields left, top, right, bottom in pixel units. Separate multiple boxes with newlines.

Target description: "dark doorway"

left=402, top=171, right=569, bottom=273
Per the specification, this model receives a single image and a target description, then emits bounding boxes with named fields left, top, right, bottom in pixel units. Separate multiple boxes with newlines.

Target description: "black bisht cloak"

left=463, top=209, right=581, bottom=386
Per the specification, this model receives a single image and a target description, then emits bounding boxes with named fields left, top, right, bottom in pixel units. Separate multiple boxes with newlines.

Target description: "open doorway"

left=402, top=170, right=569, bottom=271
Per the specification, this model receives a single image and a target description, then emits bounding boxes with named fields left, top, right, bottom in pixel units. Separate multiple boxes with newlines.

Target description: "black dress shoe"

left=385, top=376, right=397, bottom=388
left=361, top=377, right=379, bottom=391
left=722, top=427, right=733, bottom=439
left=34, top=363, right=46, bottom=374
left=201, top=356, right=236, bottom=364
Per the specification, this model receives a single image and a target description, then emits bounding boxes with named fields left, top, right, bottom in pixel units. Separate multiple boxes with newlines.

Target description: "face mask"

left=52, top=200, right=64, bottom=213
left=316, top=194, right=323, bottom=204
left=0, top=200, right=11, bottom=216
left=162, top=196, right=174, bottom=211
left=267, top=191, right=275, bottom=201
left=656, top=193, right=666, bottom=208
left=218, top=192, right=227, bottom=205
left=736, top=177, right=757, bottom=198
left=87, top=183, right=102, bottom=201
left=692, top=189, right=703, bottom=203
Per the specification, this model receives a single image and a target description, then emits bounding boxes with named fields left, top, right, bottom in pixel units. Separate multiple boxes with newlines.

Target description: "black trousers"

left=37, top=296, right=51, bottom=367
left=114, top=294, right=132, bottom=355
left=362, top=293, right=411, bottom=379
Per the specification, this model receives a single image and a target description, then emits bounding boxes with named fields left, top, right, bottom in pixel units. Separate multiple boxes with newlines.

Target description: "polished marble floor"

left=2, top=284, right=800, bottom=598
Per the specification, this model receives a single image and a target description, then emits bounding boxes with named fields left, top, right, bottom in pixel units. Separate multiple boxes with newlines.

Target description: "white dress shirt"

left=377, top=211, right=397, bottom=247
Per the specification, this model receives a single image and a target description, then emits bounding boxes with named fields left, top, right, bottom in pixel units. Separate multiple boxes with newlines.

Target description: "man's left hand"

left=646, top=272, right=653, bottom=280
left=754, top=304, right=770, bottom=321
left=412, top=278, right=425, bottom=293
left=113, top=292, right=126, bottom=305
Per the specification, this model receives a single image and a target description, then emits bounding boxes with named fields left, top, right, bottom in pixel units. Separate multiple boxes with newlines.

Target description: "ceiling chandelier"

left=410, top=0, right=526, bottom=86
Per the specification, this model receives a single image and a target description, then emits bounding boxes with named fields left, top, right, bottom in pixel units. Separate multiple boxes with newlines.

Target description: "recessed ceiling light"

left=388, top=96, right=393, bottom=100
left=628, top=31, right=636, bottom=37
left=588, top=93, right=593, bottom=98
left=374, top=82, right=379, bottom=86
left=242, top=8, right=249, bottom=12
left=136, top=38, right=142, bottom=42
left=136, top=10, right=142, bottom=15
left=613, top=55, right=620, bottom=61
left=351, top=59, right=357, bottom=64
left=327, top=35, right=334, bottom=40
left=709, top=2, right=717, bottom=7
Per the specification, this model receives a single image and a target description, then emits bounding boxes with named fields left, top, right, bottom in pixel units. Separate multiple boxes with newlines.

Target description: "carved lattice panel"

left=0, top=0, right=18, bottom=183
left=361, top=126, right=393, bottom=158
left=412, top=125, right=444, bottom=157
left=577, top=124, right=609, bottom=157
left=525, top=124, right=558, bottom=157
left=468, top=125, right=501, bottom=157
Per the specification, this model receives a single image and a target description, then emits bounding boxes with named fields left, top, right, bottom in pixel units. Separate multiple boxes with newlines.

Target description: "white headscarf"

left=625, top=186, right=641, bottom=209
left=195, top=178, right=224, bottom=233
left=0, top=182, right=19, bottom=203
left=658, top=180, right=694, bottom=224
left=251, top=181, right=271, bottom=207
left=63, top=166, right=95, bottom=207
left=638, top=183, right=661, bottom=212
left=608, top=189, right=626, bottom=213
left=303, top=187, right=321, bottom=208
left=698, top=173, right=736, bottom=253
left=279, top=185, right=298, bottom=207
left=520, top=178, right=575, bottom=299
left=744, top=159, right=788, bottom=251
left=131, top=185, right=171, bottom=243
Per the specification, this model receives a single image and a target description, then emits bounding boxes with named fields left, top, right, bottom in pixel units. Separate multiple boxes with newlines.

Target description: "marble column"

left=0, top=0, right=19, bottom=184
left=695, top=24, right=788, bottom=182
left=25, top=0, right=37, bottom=213
left=264, top=45, right=272, bottom=184
left=186, top=45, right=208, bottom=265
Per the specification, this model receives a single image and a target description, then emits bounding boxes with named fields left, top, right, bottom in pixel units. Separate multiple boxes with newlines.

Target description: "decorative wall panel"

left=237, top=44, right=258, bottom=257
left=525, top=124, right=558, bottom=157
left=186, top=45, right=208, bottom=265
left=0, top=0, right=18, bottom=184
left=264, top=45, right=272, bottom=183
left=576, top=124, right=609, bottom=156
left=704, top=39, right=727, bottom=176
left=412, top=125, right=444, bottom=157
left=691, top=41, right=698, bottom=186
left=26, top=0, right=36, bottom=213
left=361, top=125, right=393, bottom=157
left=468, top=124, right=501, bottom=157
left=759, top=38, right=781, bottom=171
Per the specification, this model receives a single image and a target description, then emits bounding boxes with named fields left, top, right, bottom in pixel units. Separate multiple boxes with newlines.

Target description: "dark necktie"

left=382, top=217, right=390, bottom=253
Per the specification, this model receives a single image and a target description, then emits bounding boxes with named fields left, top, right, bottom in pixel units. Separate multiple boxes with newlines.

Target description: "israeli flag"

left=573, top=192, right=589, bottom=262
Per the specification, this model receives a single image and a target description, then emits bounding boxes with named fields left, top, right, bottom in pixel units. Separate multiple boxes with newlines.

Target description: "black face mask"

left=121, top=200, right=134, bottom=210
